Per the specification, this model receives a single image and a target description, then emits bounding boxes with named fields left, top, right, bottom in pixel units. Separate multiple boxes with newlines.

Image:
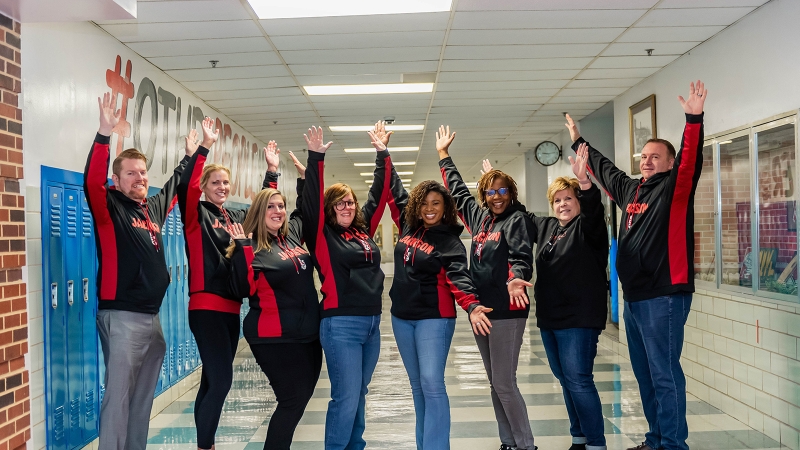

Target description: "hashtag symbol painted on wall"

left=106, top=55, right=135, bottom=156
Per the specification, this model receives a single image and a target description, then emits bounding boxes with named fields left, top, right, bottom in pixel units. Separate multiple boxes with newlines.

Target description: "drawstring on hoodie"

left=474, top=215, right=496, bottom=260
left=138, top=201, right=160, bottom=252
left=274, top=234, right=303, bottom=274
left=626, top=179, right=645, bottom=231
left=403, top=227, right=429, bottom=267
left=349, top=227, right=374, bottom=262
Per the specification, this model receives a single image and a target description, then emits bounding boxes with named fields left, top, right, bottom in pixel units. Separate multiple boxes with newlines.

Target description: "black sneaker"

left=569, top=445, right=586, bottom=450
left=499, top=445, right=515, bottom=450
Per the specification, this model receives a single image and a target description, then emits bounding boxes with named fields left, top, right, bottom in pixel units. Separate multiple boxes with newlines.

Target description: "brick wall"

left=0, top=13, right=28, bottom=450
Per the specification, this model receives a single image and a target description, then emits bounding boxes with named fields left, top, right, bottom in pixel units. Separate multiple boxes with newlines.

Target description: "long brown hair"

left=226, top=188, right=288, bottom=257
left=324, top=183, right=367, bottom=230
left=476, top=169, right=519, bottom=207
left=405, top=181, right=458, bottom=229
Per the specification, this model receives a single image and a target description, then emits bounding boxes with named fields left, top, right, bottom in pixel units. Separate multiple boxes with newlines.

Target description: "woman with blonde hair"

left=300, top=123, right=391, bottom=450
left=177, top=117, right=278, bottom=450
left=226, top=154, right=321, bottom=450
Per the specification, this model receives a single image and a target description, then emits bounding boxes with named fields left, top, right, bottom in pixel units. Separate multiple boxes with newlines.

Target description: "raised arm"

left=566, top=114, right=638, bottom=204
left=177, top=128, right=204, bottom=222
left=263, top=140, right=280, bottom=190
left=84, top=92, right=121, bottom=224
left=287, top=151, right=306, bottom=243
left=571, top=142, right=607, bottom=246
left=436, top=126, right=484, bottom=233
left=360, top=121, right=394, bottom=236
left=364, top=121, right=406, bottom=230
left=671, top=80, right=707, bottom=193
left=301, top=126, right=332, bottom=253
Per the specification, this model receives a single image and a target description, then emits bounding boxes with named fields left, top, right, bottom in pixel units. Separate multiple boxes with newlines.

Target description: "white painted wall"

left=605, top=0, right=800, bottom=447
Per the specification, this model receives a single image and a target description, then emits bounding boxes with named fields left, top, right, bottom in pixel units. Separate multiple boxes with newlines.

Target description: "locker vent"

left=54, top=405, right=65, bottom=441
left=82, top=202, right=93, bottom=237
left=66, top=203, right=77, bottom=238
left=50, top=203, right=62, bottom=237
left=85, top=390, right=95, bottom=421
left=69, top=397, right=80, bottom=430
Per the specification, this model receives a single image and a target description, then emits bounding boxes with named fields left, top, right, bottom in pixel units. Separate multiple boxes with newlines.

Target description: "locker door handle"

left=67, top=280, right=74, bottom=306
left=51, top=283, right=58, bottom=309
left=83, top=278, right=89, bottom=302
left=184, top=264, right=188, bottom=280
left=169, top=266, right=172, bottom=283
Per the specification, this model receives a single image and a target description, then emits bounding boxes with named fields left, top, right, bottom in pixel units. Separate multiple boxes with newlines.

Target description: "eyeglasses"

left=484, top=188, right=509, bottom=197
left=334, top=200, right=356, bottom=211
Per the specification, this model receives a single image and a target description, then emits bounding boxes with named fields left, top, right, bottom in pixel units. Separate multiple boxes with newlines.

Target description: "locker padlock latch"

left=67, top=280, right=74, bottom=306
left=83, top=278, right=89, bottom=302
left=51, top=283, right=58, bottom=309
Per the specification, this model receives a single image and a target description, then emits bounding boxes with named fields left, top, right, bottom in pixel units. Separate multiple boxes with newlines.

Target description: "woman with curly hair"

left=367, top=129, right=492, bottom=450
left=436, top=126, right=537, bottom=450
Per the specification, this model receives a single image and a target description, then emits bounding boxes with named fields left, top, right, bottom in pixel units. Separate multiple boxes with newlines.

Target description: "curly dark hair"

left=476, top=169, right=519, bottom=207
left=405, top=180, right=459, bottom=229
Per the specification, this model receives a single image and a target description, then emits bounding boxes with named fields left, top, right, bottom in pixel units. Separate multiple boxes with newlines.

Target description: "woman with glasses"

left=436, top=126, right=537, bottom=450
left=366, top=127, right=493, bottom=450
left=486, top=143, right=609, bottom=450
left=300, top=123, right=391, bottom=450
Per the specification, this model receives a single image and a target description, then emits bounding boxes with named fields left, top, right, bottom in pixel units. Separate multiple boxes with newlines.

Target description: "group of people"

left=84, top=80, right=707, bottom=450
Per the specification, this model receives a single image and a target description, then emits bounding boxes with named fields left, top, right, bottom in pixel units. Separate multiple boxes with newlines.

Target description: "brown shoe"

left=626, top=444, right=655, bottom=450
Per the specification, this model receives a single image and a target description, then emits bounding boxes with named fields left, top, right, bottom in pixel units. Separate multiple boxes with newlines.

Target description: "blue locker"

left=79, top=192, right=99, bottom=441
left=44, top=185, right=69, bottom=450
left=63, top=189, right=85, bottom=449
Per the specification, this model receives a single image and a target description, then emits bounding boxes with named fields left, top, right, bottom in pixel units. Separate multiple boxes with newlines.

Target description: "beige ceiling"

left=96, top=0, right=768, bottom=189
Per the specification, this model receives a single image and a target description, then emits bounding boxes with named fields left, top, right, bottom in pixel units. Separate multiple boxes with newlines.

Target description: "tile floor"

left=145, top=283, right=787, bottom=450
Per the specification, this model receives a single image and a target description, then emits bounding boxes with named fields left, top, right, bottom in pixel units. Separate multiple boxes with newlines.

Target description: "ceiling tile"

left=588, top=55, right=679, bottom=69
left=636, top=7, right=756, bottom=27
left=436, top=80, right=568, bottom=91
left=148, top=52, right=283, bottom=70
left=167, top=65, right=290, bottom=82
left=444, top=44, right=607, bottom=59
left=271, top=31, right=445, bottom=51
left=577, top=67, right=660, bottom=78
left=451, top=10, right=646, bottom=29
left=617, top=25, right=726, bottom=42
left=567, top=78, right=643, bottom=88
left=126, top=37, right=270, bottom=58
left=98, top=0, right=251, bottom=24
left=446, top=28, right=625, bottom=45
left=602, top=41, right=700, bottom=56
left=183, top=77, right=297, bottom=92
left=657, top=0, right=768, bottom=8
left=260, top=12, right=450, bottom=35
left=100, top=20, right=262, bottom=42
left=289, top=61, right=439, bottom=76
left=437, top=69, right=580, bottom=82
left=441, top=57, right=592, bottom=72
left=457, top=0, right=659, bottom=11
left=281, top=47, right=441, bottom=65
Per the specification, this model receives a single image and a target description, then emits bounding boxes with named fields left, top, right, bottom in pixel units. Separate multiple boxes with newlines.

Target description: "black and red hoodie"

left=83, top=133, right=188, bottom=314
left=383, top=164, right=480, bottom=320
left=301, top=150, right=390, bottom=318
left=529, top=184, right=608, bottom=330
left=439, top=157, right=535, bottom=320
left=228, top=179, right=318, bottom=344
left=177, top=145, right=275, bottom=314
left=573, top=113, right=704, bottom=302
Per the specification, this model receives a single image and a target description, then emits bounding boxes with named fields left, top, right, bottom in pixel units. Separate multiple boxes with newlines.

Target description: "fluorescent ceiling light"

left=345, top=147, right=419, bottom=153
left=305, top=83, right=433, bottom=96
left=331, top=125, right=424, bottom=132
left=365, top=179, right=412, bottom=184
left=360, top=171, right=413, bottom=176
left=354, top=161, right=415, bottom=166
left=400, top=179, right=411, bottom=183
left=718, top=140, right=733, bottom=145
left=248, top=0, right=451, bottom=19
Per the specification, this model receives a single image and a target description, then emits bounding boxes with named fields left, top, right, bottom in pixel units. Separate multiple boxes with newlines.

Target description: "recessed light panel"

left=248, top=0, right=452, bottom=19
left=305, top=83, right=433, bottom=96
left=345, top=147, right=419, bottom=153
left=332, top=125, right=424, bottom=132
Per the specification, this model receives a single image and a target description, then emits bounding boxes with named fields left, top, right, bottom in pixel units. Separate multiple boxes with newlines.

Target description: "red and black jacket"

left=228, top=179, right=318, bottom=343
left=383, top=162, right=480, bottom=320
left=301, top=150, right=389, bottom=318
left=439, top=157, right=535, bottom=320
left=528, top=184, right=608, bottom=330
left=574, top=113, right=704, bottom=302
left=177, top=145, right=275, bottom=314
left=83, top=133, right=188, bottom=314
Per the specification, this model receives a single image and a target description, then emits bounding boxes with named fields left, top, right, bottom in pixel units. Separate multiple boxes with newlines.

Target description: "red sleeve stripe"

left=167, top=195, right=179, bottom=215
left=255, top=274, right=282, bottom=337
left=585, top=165, right=614, bottom=202
left=440, top=167, right=471, bottom=234
left=436, top=268, right=457, bottom=318
left=668, top=122, right=701, bottom=285
left=86, top=141, right=118, bottom=300
left=244, top=246, right=256, bottom=296
left=186, top=152, right=207, bottom=293
left=268, top=181, right=277, bottom=189
left=314, top=160, right=339, bottom=310
left=386, top=159, right=402, bottom=229
left=369, top=155, right=391, bottom=236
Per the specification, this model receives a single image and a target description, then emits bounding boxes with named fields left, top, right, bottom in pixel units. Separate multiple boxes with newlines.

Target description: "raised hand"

left=367, top=130, right=386, bottom=152
left=225, top=222, right=250, bottom=240
left=678, top=80, right=707, bottom=115
left=200, top=117, right=219, bottom=149
left=264, top=140, right=280, bottom=172
left=568, top=142, right=589, bottom=183
left=470, top=305, right=493, bottom=336
left=508, top=278, right=532, bottom=309
left=371, top=120, right=393, bottom=148
left=185, top=128, right=199, bottom=157
left=98, top=92, right=122, bottom=136
left=480, top=159, right=493, bottom=175
left=304, top=126, right=333, bottom=153
left=288, top=151, right=306, bottom=179
left=435, top=125, right=456, bottom=159
left=564, top=113, right=581, bottom=143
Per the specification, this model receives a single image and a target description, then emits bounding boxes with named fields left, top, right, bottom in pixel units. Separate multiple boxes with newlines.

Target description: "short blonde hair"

left=546, top=177, right=580, bottom=208
left=200, top=164, right=231, bottom=190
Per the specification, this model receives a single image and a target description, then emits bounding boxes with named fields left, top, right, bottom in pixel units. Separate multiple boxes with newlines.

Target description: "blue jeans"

left=540, top=328, right=606, bottom=450
left=624, top=293, right=692, bottom=450
left=392, top=316, right=456, bottom=450
left=320, top=315, right=381, bottom=450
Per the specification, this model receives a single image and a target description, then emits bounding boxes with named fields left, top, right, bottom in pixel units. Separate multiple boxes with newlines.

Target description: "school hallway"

left=142, top=279, right=787, bottom=450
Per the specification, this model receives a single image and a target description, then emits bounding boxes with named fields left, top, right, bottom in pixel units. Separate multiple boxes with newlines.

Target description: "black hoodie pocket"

left=344, top=266, right=384, bottom=307
left=616, top=250, right=653, bottom=292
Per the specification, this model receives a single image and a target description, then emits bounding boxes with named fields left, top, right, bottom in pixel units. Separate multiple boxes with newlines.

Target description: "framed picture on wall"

left=373, top=224, right=383, bottom=247
left=629, top=94, right=657, bottom=176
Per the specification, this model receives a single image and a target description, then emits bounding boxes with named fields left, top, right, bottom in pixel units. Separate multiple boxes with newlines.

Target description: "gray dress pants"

left=96, top=309, right=166, bottom=450
left=474, top=317, right=535, bottom=450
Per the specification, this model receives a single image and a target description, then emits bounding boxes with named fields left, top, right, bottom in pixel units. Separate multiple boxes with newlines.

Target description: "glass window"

left=694, top=144, right=715, bottom=283
left=719, top=134, right=752, bottom=287
left=756, top=122, right=797, bottom=297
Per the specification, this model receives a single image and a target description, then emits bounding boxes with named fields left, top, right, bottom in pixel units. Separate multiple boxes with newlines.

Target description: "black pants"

left=188, top=309, right=241, bottom=449
left=250, top=340, right=323, bottom=450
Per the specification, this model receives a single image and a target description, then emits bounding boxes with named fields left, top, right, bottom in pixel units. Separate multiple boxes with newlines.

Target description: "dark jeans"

left=251, top=341, right=323, bottom=450
left=624, top=293, right=692, bottom=450
left=188, top=310, right=241, bottom=449
left=540, top=328, right=606, bottom=450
